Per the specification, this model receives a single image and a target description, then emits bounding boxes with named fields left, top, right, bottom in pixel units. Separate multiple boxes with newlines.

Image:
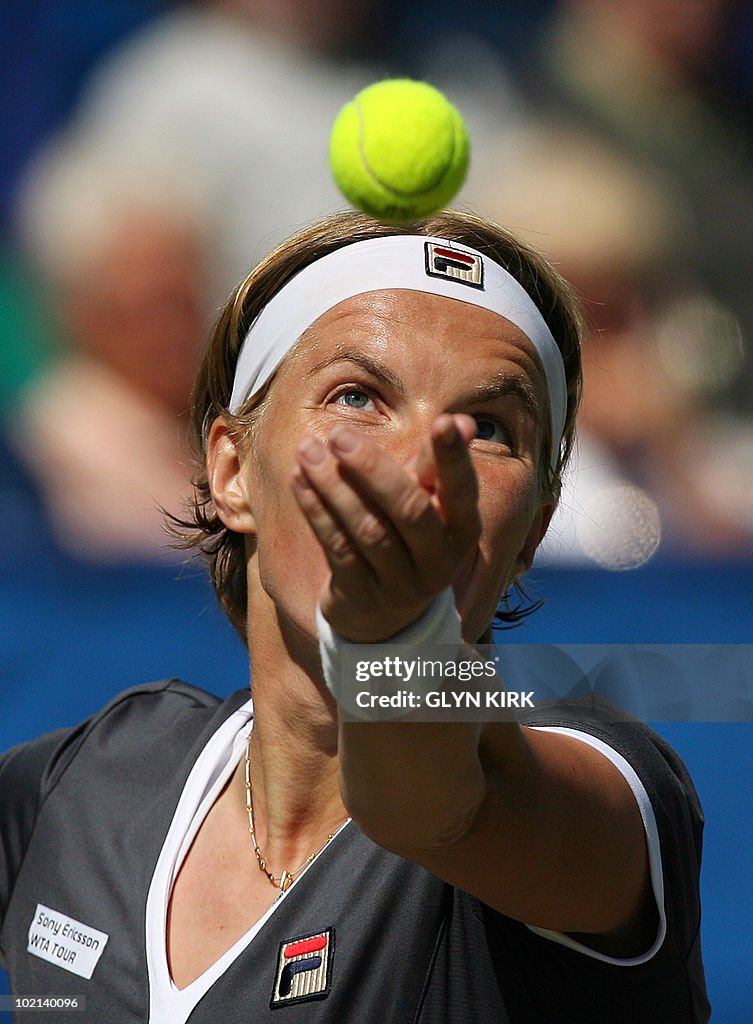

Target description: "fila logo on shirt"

left=271, top=928, right=334, bottom=1008
left=424, top=242, right=484, bottom=289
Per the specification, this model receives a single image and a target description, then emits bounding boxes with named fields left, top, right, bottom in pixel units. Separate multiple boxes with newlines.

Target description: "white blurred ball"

left=577, top=483, right=662, bottom=570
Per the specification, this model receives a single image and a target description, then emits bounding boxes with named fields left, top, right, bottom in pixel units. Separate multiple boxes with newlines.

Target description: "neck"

left=234, top=577, right=347, bottom=881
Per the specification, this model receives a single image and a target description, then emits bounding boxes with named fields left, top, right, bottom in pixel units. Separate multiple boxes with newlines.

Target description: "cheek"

left=249, top=428, right=331, bottom=625
left=453, top=469, right=540, bottom=640
left=258, top=524, right=330, bottom=628
left=476, top=470, right=538, bottom=575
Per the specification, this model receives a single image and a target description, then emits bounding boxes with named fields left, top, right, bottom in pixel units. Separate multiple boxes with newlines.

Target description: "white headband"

left=230, top=235, right=567, bottom=469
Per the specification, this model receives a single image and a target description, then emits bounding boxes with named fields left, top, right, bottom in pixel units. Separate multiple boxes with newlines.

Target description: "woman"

left=0, top=212, right=708, bottom=1022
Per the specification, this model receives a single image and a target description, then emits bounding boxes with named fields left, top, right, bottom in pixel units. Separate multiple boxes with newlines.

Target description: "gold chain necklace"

left=244, top=735, right=343, bottom=895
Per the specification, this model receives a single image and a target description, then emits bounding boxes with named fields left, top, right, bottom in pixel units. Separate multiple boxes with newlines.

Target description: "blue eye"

left=473, top=416, right=513, bottom=447
left=334, top=388, right=375, bottom=411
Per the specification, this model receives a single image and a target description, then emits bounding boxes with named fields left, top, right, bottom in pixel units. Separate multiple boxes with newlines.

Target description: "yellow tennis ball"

left=329, top=79, right=470, bottom=224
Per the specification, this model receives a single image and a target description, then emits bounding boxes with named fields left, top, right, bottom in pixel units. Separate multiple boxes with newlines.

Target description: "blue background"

left=1, top=557, right=752, bottom=1021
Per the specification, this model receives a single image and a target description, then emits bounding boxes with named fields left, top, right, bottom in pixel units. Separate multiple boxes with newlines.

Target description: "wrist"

left=316, top=588, right=462, bottom=719
left=319, top=598, right=439, bottom=645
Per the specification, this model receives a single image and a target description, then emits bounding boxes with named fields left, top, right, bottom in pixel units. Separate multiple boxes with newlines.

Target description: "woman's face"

left=237, top=288, right=554, bottom=644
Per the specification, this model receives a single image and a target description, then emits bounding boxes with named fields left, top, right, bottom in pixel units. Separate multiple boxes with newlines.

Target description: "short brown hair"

left=174, top=211, right=584, bottom=641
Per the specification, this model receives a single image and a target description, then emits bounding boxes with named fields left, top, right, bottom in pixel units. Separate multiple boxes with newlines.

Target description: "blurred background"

left=1, top=1, right=752, bottom=1019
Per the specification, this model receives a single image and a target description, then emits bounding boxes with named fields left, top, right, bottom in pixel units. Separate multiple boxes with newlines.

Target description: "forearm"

left=318, top=590, right=518, bottom=852
left=338, top=718, right=487, bottom=852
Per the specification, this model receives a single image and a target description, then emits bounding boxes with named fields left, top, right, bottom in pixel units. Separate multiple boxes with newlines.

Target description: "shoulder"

left=0, top=682, right=250, bottom=961
left=0, top=681, right=249, bottom=918
left=521, top=697, right=705, bottom=920
left=1, top=680, right=248, bottom=818
left=505, top=696, right=709, bottom=1020
left=522, top=696, right=704, bottom=838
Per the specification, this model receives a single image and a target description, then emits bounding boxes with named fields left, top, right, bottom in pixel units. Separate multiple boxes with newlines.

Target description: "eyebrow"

left=306, top=352, right=542, bottom=423
left=305, top=351, right=406, bottom=396
left=468, top=372, right=542, bottom=423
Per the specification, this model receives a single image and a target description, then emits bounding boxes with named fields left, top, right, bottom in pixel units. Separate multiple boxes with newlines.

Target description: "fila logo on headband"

left=424, top=241, right=484, bottom=289
left=271, top=928, right=334, bottom=1008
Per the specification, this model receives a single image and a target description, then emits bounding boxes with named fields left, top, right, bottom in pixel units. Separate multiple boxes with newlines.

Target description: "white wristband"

left=316, top=588, right=462, bottom=719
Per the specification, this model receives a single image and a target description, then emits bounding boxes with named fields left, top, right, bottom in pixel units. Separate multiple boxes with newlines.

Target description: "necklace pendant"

left=278, top=870, right=293, bottom=893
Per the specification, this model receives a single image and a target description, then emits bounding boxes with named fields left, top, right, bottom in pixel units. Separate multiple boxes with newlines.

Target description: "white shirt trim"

left=145, top=698, right=348, bottom=1024
left=523, top=725, right=667, bottom=966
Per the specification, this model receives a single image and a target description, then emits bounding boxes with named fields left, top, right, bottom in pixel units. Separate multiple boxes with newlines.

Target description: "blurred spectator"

left=54, top=0, right=390, bottom=296
left=6, top=141, right=211, bottom=562
left=0, top=2, right=168, bottom=420
left=386, top=0, right=551, bottom=96
left=479, top=128, right=753, bottom=564
left=1, top=0, right=515, bottom=563
left=0, top=0, right=164, bottom=236
left=523, top=0, right=753, bottom=413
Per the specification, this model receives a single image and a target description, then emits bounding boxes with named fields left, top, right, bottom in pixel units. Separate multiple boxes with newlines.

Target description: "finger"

left=294, top=437, right=427, bottom=592
left=292, top=464, right=440, bottom=642
left=431, top=414, right=481, bottom=547
left=291, top=462, right=380, bottom=588
left=408, top=412, right=476, bottom=492
left=406, top=432, right=439, bottom=493
left=325, top=426, right=456, bottom=585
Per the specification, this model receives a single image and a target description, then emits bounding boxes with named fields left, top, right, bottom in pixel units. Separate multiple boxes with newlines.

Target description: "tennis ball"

left=329, top=79, right=470, bottom=224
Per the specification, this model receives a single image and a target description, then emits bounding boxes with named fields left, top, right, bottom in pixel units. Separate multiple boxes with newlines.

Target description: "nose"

left=376, top=405, right=450, bottom=468
left=372, top=412, right=478, bottom=495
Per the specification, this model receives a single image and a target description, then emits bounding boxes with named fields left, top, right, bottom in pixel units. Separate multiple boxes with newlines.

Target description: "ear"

left=206, top=417, right=256, bottom=534
left=515, top=498, right=556, bottom=578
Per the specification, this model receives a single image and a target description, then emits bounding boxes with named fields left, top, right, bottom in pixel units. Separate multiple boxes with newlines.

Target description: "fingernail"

left=298, top=437, right=327, bottom=465
left=330, top=426, right=361, bottom=454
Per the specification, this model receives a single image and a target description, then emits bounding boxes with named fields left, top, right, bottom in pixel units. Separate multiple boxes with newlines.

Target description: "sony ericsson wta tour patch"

left=27, top=904, right=109, bottom=980
left=271, top=928, right=334, bottom=1008
left=424, top=241, right=484, bottom=289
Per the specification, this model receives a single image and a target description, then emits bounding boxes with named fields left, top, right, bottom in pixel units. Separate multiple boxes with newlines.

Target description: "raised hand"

left=291, top=412, right=480, bottom=642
